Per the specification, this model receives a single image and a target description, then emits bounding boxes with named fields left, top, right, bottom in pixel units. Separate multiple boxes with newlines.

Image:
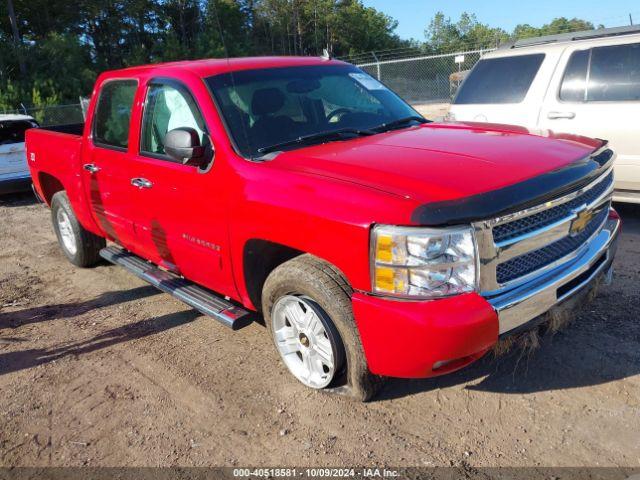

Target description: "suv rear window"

left=559, top=49, right=590, bottom=102
left=560, top=43, right=640, bottom=102
left=589, top=42, right=640, bottom=101
left=0, top=120, right=37, bottom=145
left=453, top=54, right=545, bottom=104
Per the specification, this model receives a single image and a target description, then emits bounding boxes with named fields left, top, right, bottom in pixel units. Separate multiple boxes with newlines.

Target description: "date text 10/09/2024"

left=232, top=468, right=401, bottom=478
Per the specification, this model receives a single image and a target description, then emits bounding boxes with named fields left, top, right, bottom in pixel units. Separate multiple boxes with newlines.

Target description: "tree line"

left=0, top=0, right=408, bottom=110
left=424, top=13, right=599, bottom=54
left=0, top=0, right=600, bottom=111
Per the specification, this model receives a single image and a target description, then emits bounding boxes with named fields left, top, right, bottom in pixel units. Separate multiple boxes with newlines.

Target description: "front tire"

left=262, top=254, right=383, bottom=401
left=51, top=191, right=105, bottom=267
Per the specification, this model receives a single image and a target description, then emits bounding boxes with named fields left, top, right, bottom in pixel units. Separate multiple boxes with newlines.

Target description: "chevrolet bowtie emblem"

left=570, top=206, right=594, bottom=235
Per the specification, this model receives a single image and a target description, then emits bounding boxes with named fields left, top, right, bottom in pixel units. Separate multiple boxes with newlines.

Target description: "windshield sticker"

left=349, top=73, right=385, bottom=91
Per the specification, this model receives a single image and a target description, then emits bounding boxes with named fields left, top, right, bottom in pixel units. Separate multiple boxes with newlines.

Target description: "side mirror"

left=164, top=127, right=206, bottom=166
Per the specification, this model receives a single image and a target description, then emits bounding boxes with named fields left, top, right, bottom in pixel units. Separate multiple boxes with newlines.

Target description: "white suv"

left=0, top=114, right=38, bottom=195
left=448, top=26, right=640, bottom=203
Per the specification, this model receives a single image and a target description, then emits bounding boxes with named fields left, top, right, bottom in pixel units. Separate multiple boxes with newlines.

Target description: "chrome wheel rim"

left=271, top=295, right=337, bottom=389
left=56, top=209, right=77, bottom=255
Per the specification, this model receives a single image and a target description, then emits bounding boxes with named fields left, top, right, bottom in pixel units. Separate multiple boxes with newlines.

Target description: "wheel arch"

left=37, top=172, right=65, bottom=205
left=242, top=239, right=304, bottom=312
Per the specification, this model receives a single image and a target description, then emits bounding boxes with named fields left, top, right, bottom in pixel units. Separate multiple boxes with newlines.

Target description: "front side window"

left=141, top=82, right=207, bottom=157
left=559, top=49, right=589, bottom=102
left=453, top=54, right=545, bottom=104
left=588, top=42, right=640, bottom=102
left=93, top=80, right=137, bottom=149
left=206, top=64, right=419, bottom=158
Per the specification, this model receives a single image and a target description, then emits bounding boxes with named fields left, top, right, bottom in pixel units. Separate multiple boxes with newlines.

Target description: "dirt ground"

left=413, top=102, right=451, bottom=120
left=0, top=192, right=639, bottom=468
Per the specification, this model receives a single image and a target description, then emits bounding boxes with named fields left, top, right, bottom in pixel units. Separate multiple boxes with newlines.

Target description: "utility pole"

left=6, top=0, right=27, bottom=76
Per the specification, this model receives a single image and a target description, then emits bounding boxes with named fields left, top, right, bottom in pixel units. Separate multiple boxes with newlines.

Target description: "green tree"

left=424, top=12, right=508, bottom=53
left=424, top=12, right=600, bottom=53
left=513, top=17, right=597, bottom=39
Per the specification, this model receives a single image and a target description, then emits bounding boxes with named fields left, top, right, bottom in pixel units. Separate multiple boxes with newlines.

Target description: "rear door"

left=539, top=41, right=640, bottom=194
left=0, top=119, right=36, bottom=179
left=125, top=78, right=237, bottom=298
left=82, top=79, right=140, bottom=250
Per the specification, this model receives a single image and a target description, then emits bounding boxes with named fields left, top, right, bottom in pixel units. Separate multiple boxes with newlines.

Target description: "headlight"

left=371, top=224, right=477, bottom=298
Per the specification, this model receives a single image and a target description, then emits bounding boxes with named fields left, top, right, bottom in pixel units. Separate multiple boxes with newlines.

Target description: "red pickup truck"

left=26, top=57, right=620, bottom=400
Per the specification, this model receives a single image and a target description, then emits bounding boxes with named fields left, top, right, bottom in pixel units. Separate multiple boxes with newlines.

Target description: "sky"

left=361, top=0, right=638, bottom=41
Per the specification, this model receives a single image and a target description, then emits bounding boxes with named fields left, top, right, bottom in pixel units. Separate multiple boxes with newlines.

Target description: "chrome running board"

left=100, top=246, right=253, bottom=330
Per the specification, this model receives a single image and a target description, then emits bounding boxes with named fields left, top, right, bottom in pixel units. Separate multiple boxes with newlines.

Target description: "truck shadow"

left=0, top=285, right=160, bottom=329
left=0, top=309, right=199, bottom=377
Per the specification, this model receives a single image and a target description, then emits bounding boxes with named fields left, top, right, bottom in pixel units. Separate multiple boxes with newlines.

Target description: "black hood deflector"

left=411, top=146, right=613, bottom=226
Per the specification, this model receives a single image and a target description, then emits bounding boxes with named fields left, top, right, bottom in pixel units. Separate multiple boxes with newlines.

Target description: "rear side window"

left=93, top=80, right=137, bottom=149
left=588, top=43, right=640, bottom=101
left=454, top=54, right=545, bottom=104
left=559, top=49, right=589, bottom=102
left=0, top=120, right=37, bottom=145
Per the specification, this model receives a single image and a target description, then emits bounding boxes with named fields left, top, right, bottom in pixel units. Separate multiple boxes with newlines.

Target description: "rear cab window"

left=453, top=54, right=545, bottom=104
left=93, top=80, right=138, bottom=150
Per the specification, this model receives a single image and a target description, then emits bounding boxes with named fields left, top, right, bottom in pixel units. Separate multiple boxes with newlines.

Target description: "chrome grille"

left=495, top=206, right=608, bottom=283
left=493, top=171, right=614, bottom=244
left=473, top=149, right=615, bottom=295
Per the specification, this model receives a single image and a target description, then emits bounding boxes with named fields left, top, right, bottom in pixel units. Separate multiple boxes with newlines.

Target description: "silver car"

left=0, top=114, right=38, bottom=194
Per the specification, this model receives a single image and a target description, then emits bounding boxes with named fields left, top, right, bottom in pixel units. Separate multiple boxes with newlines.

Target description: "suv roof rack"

left=500, top=25, right=640, bottom=50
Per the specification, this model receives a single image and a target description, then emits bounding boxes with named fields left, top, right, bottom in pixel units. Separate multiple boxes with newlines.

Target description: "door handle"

left=83, top=163, right=101, bottom=173
left=547, top=111, right=576, bottom=120
left=130, top=177, right=153, bottom=189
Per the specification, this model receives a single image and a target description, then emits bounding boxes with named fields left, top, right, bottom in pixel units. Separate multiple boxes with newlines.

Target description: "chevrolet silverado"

left=26, top=57, right=621, bottom=400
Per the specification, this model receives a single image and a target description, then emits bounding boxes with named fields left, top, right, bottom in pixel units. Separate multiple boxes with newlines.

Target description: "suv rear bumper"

left=351, top=209, right=621, bottom=379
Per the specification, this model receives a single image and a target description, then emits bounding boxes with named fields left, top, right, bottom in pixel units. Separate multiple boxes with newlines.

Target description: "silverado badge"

left=570, top=206, right=594, bottom=236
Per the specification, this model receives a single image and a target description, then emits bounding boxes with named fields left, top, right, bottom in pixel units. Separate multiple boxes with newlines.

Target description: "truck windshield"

left=206, top=64, right=421, bottom=158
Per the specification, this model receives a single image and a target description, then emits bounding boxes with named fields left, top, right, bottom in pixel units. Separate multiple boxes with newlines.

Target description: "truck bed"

left=38, top=123, right=85, bottom=136
left=26, top=124, right=85, bottom=209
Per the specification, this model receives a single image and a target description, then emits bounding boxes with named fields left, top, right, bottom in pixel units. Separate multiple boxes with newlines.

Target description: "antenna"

left=210, top=0, right=251, bottom=155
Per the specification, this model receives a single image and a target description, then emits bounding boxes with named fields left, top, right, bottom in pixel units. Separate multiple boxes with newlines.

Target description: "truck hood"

left=272, top=122, right=604, bottom=206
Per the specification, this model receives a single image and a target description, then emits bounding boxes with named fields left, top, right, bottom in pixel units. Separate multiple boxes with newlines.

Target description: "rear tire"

left=51, top=191, right=105, bottom=267
left=262, top=254, right=384, bottom=401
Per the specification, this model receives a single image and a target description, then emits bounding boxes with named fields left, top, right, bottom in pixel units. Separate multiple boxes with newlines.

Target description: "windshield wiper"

left=371, top=115, right=429, bottom=133
left=257, top=128, right=375, bottom=155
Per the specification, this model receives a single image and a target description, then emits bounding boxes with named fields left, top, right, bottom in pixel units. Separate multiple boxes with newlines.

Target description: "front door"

left=126, top=79, right=237, bottom=298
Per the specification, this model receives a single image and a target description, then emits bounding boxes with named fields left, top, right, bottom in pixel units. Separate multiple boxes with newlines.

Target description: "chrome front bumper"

left=487, top=213, right=621, bottom=334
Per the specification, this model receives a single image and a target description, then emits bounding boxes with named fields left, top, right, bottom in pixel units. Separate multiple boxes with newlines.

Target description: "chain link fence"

left=1, top=103, right=85, bottom=126
left=349, top=48, right=496, bottom=107
left=3, top=50, right=492, bottom=126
